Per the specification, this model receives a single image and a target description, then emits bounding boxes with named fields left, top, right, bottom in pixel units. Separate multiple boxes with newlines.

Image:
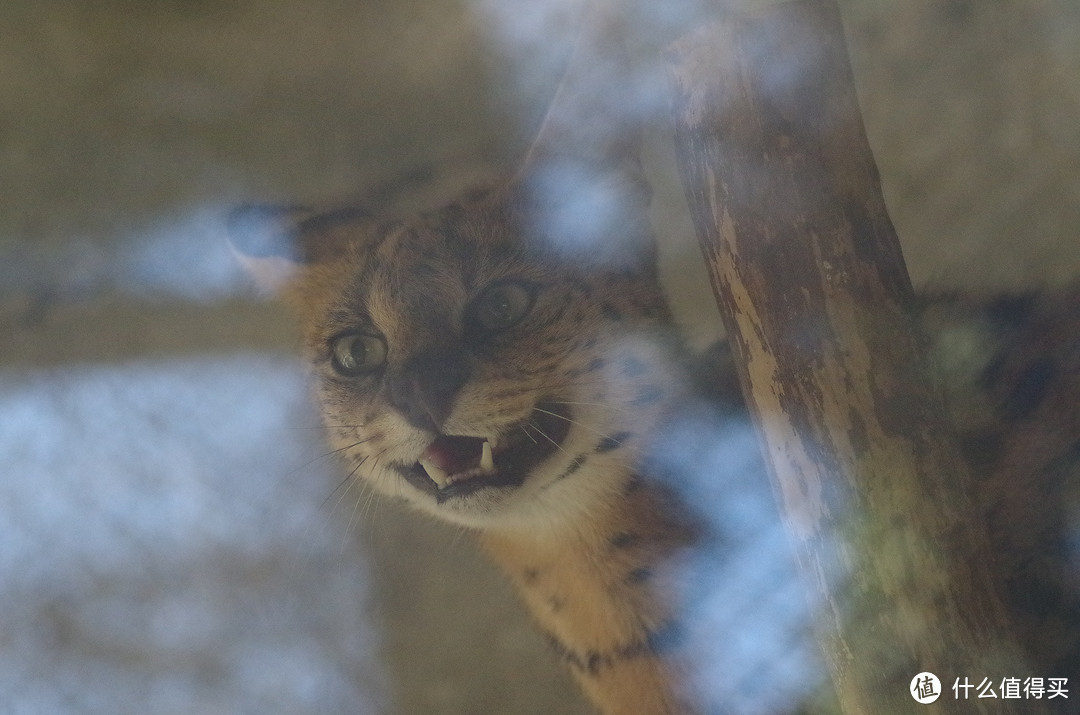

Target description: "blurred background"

left=2, top=0, right=1079, bottom=713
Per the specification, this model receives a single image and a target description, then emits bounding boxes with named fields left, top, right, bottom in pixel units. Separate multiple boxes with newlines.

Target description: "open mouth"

left=394, top=401, right=572, bottom=503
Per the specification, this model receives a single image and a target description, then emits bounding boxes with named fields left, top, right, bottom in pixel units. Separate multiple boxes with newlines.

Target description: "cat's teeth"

left=419, top=458, right=449, bottom=488
left=480, top=441, right=494, bottom=472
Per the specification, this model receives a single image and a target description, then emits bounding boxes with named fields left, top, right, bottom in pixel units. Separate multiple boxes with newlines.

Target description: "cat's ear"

left=226, top=204, right=368, bottom=292
left=510, top=1, right=655, bottom=272
left=515, top=0, right=646, bottom=184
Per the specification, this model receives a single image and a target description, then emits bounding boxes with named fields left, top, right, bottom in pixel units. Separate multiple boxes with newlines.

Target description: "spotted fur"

left=231, top=173, right=1080, bottom=711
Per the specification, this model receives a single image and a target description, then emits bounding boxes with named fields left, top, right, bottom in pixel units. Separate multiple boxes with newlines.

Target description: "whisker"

left=288, top=438, right=372, bottom=478
left=544, top=399, right=630, bottom=414
left=286, top=424, right=367, bottom=430
left=322, top=454, right=368, bottom=512
left=344, top=447, right=391, bottom=544
left=532, top=407, right=608, bottom=438
left=360, top=475, right=383, bottom=525
left=357, top=452, right=384, bottom=520
left=368, top=449, right=386, bottom=477
left=526, top=420, right=572, bottom=458
left=342, top=457, right=379, bottom=551
left=518, top=423, right=539, bottom=445
left=543, top=399, right=609, bottom=406
left=343, top=494, right=363, bottom=553
left=321, top=473, right=355, bottom=512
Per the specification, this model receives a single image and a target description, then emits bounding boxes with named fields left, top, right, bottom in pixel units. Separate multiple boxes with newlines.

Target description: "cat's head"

left=230, top=164, right=687, bottom=530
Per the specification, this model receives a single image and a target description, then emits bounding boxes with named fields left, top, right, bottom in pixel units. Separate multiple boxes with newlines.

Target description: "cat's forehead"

left=357, top=191, right=552, bottom=283
left=380, top=201, right=513, bottom=268
left=316, top=193, right=550, bottom=328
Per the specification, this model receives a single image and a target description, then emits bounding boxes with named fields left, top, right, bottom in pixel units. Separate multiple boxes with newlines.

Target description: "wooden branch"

left=667, top=1, right=1040, bottom=712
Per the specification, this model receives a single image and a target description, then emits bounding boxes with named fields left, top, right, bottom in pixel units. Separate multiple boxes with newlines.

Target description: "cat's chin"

left=390, top=401, right=572, bottom=505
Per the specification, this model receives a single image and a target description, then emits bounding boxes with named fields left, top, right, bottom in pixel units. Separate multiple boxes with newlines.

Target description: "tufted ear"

left=226, top=204, right=371, bottom=293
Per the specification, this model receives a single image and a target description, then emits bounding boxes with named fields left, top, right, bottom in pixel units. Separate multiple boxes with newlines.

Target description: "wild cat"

left=228, top=133, right=1080, bottom=711
left=229, top=156, right=712, bottom=712
left=226, top=4, right=1080, bottom=700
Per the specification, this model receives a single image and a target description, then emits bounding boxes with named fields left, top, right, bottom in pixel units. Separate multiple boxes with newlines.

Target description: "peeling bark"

left=667, top=1, right=1039, bottom=712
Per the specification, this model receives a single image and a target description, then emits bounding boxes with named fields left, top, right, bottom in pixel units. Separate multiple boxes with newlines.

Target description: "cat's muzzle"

left=394, top=401, right=571, bottom=503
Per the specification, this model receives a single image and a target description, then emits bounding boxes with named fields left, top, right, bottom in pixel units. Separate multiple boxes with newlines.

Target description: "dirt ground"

left=1, top=1, right=1078, bottom=713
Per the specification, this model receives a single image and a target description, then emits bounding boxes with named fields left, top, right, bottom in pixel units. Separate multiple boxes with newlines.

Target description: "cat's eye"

left=330, top=331, right=387, bottom=376
left=466, top=281, right=535, bottom=333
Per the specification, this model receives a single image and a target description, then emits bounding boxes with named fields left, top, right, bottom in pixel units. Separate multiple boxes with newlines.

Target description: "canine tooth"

left=480, top=441, right=494, bottom=472
left=419, top=458, right=449, bottom=488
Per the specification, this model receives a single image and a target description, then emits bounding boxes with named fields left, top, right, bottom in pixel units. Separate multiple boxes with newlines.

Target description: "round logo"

left=910, top=672, right=941, bottom=704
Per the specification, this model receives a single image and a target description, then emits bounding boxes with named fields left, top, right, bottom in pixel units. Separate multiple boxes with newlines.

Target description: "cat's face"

left=234, top=179, right=685, bottom=530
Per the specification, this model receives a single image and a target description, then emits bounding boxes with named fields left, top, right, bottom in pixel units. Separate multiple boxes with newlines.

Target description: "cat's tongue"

left=418, top=436, right=494, bottom=487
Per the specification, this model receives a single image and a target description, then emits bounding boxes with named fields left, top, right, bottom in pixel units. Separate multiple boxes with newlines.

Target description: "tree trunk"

left=667, top=0, right=1039, bottom=711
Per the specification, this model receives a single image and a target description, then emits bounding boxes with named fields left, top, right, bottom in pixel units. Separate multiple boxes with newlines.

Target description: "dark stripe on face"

left=487, top=386, right=531, bottom=400
left=565, top=355, right=607, bottom=380
left=535, top=294, right=574, bottom=331
left=596, top=432, right=632, bottom=453
left=556, top=454, right=588, bottom=480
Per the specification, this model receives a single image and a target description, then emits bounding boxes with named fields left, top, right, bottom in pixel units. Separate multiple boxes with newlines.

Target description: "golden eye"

left=467, top=281, right=534, bottom=333
left=330, top=332, right=387, bottom=376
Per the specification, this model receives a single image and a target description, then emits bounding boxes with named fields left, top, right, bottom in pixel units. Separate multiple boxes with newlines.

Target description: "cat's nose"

left=387, top=348, right=472, bottom=432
